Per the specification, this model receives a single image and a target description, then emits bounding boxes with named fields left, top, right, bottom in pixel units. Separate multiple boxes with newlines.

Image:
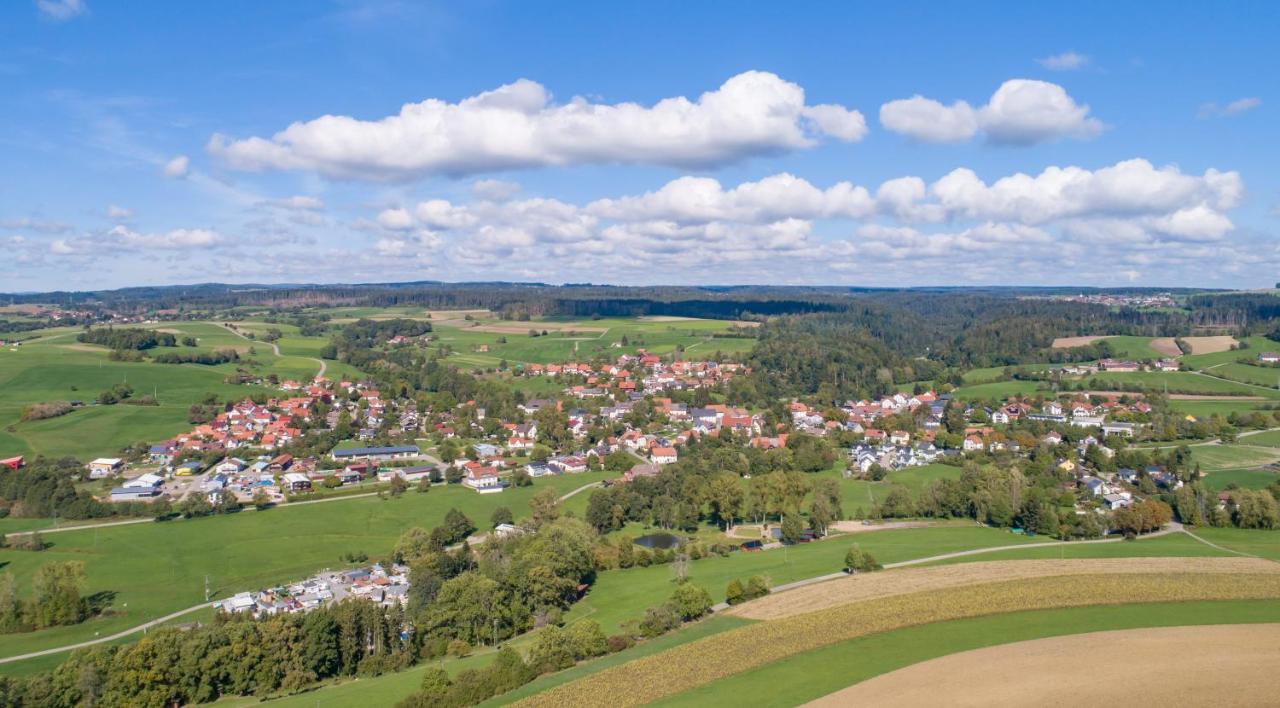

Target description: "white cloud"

left=36, top=0, right=86, bottom=21
left=472, top=179, right=521, bottom=202
left=108, top=225, right=223, bottom=249
left=879, top=96, right=978, bottom=143
left=162, top=154, right=190, bottom=179
left=1198, top=97, right=1262, bottom=119
left=376, top=208, right=414, bottom=231
left=208, top=71, right=867, bottom=179
left=267, top=195, right=325, bottom=210
left=880, top=79, right=1103, bottom=145
left=1037, top=51, right=1089, bottom=71
left=414, top=199, right=478, bottom=229
left=107, top=205, right=132, bottom=220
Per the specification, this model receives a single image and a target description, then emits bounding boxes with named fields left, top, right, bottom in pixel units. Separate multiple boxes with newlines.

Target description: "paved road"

left=217, top=322, right=327, bottom=378
left=0, top=602, right=210, bottom=665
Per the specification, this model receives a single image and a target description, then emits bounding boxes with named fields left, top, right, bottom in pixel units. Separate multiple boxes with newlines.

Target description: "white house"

left=650, top=446, right=678, bottom=465
left=464, top=466, right=503, bottom=493
left=88, top=458, right=123, bottom=479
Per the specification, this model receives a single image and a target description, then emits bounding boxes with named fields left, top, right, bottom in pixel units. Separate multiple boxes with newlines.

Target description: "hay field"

left=807, top=623, right=1280, bottom=707
left=727, top=557, right=1280, bottom=620
left=1051, top=335, right=1111, bottom=348
left=1150, top=337, right=1182, bottom=356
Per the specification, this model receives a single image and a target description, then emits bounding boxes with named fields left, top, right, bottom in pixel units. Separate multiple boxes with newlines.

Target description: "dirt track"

left=727, top=557, right=1280, bottom=621
left=806, top=623, right=1280, bottom=707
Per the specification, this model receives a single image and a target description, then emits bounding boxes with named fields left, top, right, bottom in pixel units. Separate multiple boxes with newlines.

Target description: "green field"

left=1206, top=362, right=1280, bottom=389
left=653, top=599, right=1280, bottom=707
left=1190, top=444, right=1280, bottom=471
left=1088, top=370, right=1280, bottom=398
left=920, top=531, right=1228, bottom=566
left=0, top=321, right=345, bottom=459
left=1101, top=336, right=1169, bottom=359
left=1180, top=336, right=1274, bottom=370
left=951, top=380, right=1048, bottom=400
left=0, top=472, right=613, bottom=671
left=563, top=525, right=1050, bottom=635
left=1169, top=399, right=1271, bottom=419
left=1240, top=429, right=1280, bottom=447
left=1202, top=468, right=1280, bottom=491
left=424, top=314, right=756, bottom=370
left=1190, top=527, right=1280, bottom=561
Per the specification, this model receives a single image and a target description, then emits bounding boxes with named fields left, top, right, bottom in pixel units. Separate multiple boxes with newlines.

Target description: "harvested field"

left=1184, top=336, right=1238, bottom=354
left=1051, top=335, right=1111, bottom=348
left=514, top=563, right=1280, bottom=708
left=807, top=623, right=1280, bottom=708
left=727, top=557, right=1280, bottom=621
left=1151, top=337, right=1182, bottom=357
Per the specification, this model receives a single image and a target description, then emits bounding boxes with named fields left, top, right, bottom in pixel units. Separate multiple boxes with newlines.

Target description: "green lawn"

left=1208, top=362, right=1280, bottom=389
left=1088, top=371, right=1280, bottom=398
left=0, top=472, right=612, bottom=670
left=564, top=525, right=1050, bottom=635
left=653, top=599, right=1280, bottom=707
left=1170, top=399, right=1271, bottom=419
left=1241, top=429, right=1280, bottom=447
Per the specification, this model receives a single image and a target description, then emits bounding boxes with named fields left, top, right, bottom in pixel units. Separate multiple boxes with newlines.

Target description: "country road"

left=217, top=322, right=327, bottom=379
left=0, top=602, right=210, bottom=665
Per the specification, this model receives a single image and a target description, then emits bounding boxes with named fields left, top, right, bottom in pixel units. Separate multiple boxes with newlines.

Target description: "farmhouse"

left=331, top=445, right=419, bottom=462
left=1098, top=359, right=1140, bottom=372
left=650, top=446, right=678, bottom=465
left=1259, top=352, right=1280, bottom=364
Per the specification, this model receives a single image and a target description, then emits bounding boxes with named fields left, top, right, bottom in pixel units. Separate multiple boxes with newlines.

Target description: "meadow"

left=0, top=471, right=613, bottom=670
left=0, top=321, right=341, bottom=459
left=1190, top=444, right=1280, bottom=471
left=951, top=379, right=1049, bottom=400
left=1088, top=370, right=1280, bottom=398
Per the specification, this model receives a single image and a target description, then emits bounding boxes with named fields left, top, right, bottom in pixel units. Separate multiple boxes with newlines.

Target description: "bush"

left=606, top=634, right=635, bottom=653
left=447, top=638, right=472, bottom=657
left=638, top=604, right=682, bottom=638
left=725, top=578, right=745, bottom=605
left=844, top=544, right=882, bottom=573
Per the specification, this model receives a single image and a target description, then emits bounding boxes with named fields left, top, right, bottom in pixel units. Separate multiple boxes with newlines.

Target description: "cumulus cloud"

left=107, top=205, right=132, bottom=220
left=880, top=79, right=1103, bottom=144
left=1037, top=51, right=1089, bottom=71
left=208, top=71, right=867, bottom=179
left=472, top=179, right=521, bottom=202
left=49, top=225, right=224, bottom=256
left=162, top=154, right=190, bottom=179
left=375, top=208, right=414, bottom=231
left=36, top=0, right=86, bottom=21
left=1198, top=97, right=1262, bottom=119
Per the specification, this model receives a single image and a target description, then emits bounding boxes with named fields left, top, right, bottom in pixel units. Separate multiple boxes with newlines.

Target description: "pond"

left=633, top=532, right=683, bottom=550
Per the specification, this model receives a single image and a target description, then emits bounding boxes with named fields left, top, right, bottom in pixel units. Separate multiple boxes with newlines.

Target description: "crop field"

left=563, top=526, right=1051, bottom=635
left=423, top=314, right=755, bottom=370
left=515, top=566, right=1280, bottom=707
left=1181, top=336, right=1239, bottom=355
left=0, top=471, right=612, bottom=669
left=655, top=600, right=1280, bottom=708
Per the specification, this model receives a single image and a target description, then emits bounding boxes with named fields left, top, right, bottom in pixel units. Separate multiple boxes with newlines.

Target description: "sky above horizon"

left=2, top=0, right=1277, bottom=292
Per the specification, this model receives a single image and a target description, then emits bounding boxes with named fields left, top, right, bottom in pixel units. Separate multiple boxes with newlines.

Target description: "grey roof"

left=333, top=445, right=419, bottom=457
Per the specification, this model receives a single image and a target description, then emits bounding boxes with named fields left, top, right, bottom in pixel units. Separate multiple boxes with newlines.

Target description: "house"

left=1103, top=492, right=1133, bottom=510
left=525, top=462, right=554, bottom=478
left=889, top=430, right=911, bottom=446
left=0, top=456, right=22, bottom=471
left=216, top=457, right=247, bottom=475
left=148, top=443, right=177, bottom=464
left=623, top=463, right=660, bottom=483
left=650, top=446, right=678, bottom=465
left=473, top=443, right=500, bottom=458
left=962, top=435, right=985, bottom=452
left=331, top=445, right=419, bottom=462
left=267, top=454, right=294, bottom=472
left=1259, top=352, right=1280, bottom=364
left=463, top=465, right=502, bottom=493
left=1042, top=431, right=1063, bottom=446
left=1099, top=359, right=1140, bottom=372
left=550, top=455, right=587, bottom=474
left=88, top=458, right=123, bottom=479
left=277, top=472, right=310, bottom=492
left=1154, top=359, right=1180, bottom=372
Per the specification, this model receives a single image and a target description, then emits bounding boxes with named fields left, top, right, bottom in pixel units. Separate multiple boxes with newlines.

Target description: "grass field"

left=562, top=525, right=1049, bottom=635
left=1202, top=468, right=1280, bottom=491
left=1169, top=399, right=1272, bottom=419
left=652, top=599, right=1280, bottom=707
left=0, top=321, right=346, bottom=459
left=1180, top=336, right=1275, bottom=370
left=1190, top=444, right=1280, bottom=471
left=1190, top=527, right=1280, bottom=561
left=0, top=472, right=613, bottom=670
left=1088, top=371, right=1280, bottom=398
left=1205, top=362, right=1280, bottom=389
left=951, top=380, right=1049, bottom=400
left=1101, top=336, right=1169, bottom=359
left=424, top=314, right=755, bottom=370
left=920, top=532, right=1227, bottom=566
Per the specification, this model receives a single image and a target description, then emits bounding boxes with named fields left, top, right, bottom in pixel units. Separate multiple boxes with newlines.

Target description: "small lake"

left=633, top=532, right=683, bottom=550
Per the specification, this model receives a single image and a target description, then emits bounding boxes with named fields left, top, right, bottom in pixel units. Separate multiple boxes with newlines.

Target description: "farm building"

left=281, top=472, right=312, bottom=492
left=0, top=456, right=22, bottom=471
left=331, top=445, right=419, bottom=462
left=88, top=457, right=123, bottom=479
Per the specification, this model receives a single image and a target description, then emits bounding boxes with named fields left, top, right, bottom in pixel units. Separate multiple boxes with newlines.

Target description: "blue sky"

left=2, top=0, right=1276, bottom=291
